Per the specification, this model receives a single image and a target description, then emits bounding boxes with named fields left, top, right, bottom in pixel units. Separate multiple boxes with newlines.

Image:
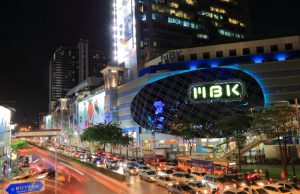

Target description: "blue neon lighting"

left=210, top=63, right=218, bottom=68
left=276, top=53, right=287, bottom=61
left=252, top=56, right=264, bottom=63
left=223, top=65, right=270, bottom=105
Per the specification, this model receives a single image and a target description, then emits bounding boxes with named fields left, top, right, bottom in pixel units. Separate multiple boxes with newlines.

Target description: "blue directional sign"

left=6, top=180, right=45, bottom=194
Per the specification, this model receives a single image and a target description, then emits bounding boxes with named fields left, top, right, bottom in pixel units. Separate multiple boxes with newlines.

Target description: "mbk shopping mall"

left=45, top=0, right=300, bottom=160
left=45, top=35, right=300, bottom=160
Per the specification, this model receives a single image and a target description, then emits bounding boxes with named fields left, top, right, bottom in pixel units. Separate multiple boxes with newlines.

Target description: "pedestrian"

left=281, top=170, right=286, bottom=181
left=265, top=169, right=270, bottom=180
left=292, top=176, right=298, bottom=184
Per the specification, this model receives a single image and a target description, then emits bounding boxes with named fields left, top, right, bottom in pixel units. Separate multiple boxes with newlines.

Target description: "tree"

left=251, top=105, right=298, bottom=175
left=214, top=113, right=252, bottom=172
left=168, top=116, right=213, bottom=156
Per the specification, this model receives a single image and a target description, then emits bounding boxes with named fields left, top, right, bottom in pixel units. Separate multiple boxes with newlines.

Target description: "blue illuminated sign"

left=6, top=181, right=45, bottom=194
left=189, top=80, right=245, bottom=103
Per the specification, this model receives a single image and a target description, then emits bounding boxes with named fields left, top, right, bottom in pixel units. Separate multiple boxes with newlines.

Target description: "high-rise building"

left=49, top=42, right=106, bottom=112
left=113, top=0, right=250, bottom=80
left=49, top=47, right=78, bottom=112
left=78, top=39, right=106, bottom=82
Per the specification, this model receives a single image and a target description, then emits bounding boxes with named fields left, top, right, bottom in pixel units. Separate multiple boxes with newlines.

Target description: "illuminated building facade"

left=113, top=0, right=250, bottom=80
left=0, top=106, right=11, bottom=163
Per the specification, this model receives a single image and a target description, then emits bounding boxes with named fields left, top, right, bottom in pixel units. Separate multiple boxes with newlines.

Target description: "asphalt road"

left=28, top=145, right=166, bottom=194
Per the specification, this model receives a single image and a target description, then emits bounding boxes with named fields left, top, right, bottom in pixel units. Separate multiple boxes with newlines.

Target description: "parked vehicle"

left=139, top=170, right=157, bottom=182
left=223, top=174, right=247, bottom=188
left=155, top=176, right=176, bottom=187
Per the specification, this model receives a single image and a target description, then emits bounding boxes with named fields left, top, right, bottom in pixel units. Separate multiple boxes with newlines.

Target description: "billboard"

left=0, top=106, right=11, bottom=133
left=114, top=0, right=137, bottom=79
left=78, top=92, right=105, bottom=130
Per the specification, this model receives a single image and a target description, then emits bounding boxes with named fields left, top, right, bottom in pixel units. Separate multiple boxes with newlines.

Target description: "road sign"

left=6, top=180, right=45, bottom=194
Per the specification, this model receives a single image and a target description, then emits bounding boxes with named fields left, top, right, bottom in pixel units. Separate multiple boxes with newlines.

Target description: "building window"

left=270, top=45, right=278, bottom=52
left=190, top=54, right=197, bottom=60
left=285, top=43, right=293, bottom=50
left=243, top=48, right=250, bottom=55
left=178, top=55, right=185, bottom=61
left=229, top=49, right=237, bottom=56
left=216, top=51, right=223, bottom=58
left=203, top=52, right=210, bottom=59
left=256, top=46, right=264, bottom=54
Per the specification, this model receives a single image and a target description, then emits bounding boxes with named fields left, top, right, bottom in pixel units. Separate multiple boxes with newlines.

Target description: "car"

left=187, top=181, right=212, bottom=194
left=167, top=183, right=197, bottom=194
left=171, top=167, right=185, bottom=172
left=93, top=157, right=104, bottom=166
left=106, top=160, right=119, bottom=169
left=136, top=165, right=151, bottom=172
left=223, top=174, right=247, bottom=188
left=190, top=171, right=206, bottom=181
left=156, top=175, right=176, bottom=187
left=123, top=166, right=138, bottom=175
left=161, top=163, right=177, bottom=170
left=139, top=170, right=157, bottom=182
left=263, top=184, right=292, bottom=194
left=221, top=189, right=249, bottom=194
left=172, top=172, right=196, bottom=183
left=243, top=185, right=269, bottom=194
left=275, top=182, right=300, bottom=193
left=252, top=177, right=270, bottom=187
left=158, top=169, right=174, bottom=176
left=202, top=174, right=236, bottom=191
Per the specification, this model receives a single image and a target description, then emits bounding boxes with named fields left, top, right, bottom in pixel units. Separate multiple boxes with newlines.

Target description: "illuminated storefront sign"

left=0, top=106, right=11, bottom=133
left=189, top=80, right=245, bottom=103
left=78, top=92, right=105, bottom=130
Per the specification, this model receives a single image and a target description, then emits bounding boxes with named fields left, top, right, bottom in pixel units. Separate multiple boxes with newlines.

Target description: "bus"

left=178, top=156, right=237, bottom=175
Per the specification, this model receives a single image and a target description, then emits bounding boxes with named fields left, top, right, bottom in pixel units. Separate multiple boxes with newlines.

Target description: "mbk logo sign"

left=161, top=50, right=182, bottom=64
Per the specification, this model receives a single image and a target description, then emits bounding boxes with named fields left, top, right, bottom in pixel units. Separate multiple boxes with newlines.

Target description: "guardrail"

left=27, top=142, right=126, bottom=182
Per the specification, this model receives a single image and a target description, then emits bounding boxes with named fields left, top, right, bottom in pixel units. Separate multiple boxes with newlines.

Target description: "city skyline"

left=0, top=0, right=299, bottom=124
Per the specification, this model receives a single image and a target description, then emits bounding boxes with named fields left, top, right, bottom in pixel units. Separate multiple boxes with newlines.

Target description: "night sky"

left=0, top=0, right=299, bottom=124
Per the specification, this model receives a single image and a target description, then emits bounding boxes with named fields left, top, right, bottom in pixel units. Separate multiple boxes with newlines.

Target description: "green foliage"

left=80, top=122, right=132, bottom=147
left=214, top=113, right=253, bottom=171
left=251, top=105, right=298, bottom=175
left=11, top=140, right=28, bottom=150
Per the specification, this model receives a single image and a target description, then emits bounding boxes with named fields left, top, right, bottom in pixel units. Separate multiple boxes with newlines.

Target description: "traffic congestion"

left=32, top=141, right=300, bottom=194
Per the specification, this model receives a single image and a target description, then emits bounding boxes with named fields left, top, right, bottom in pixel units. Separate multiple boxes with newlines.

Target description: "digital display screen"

left=189, top=80, right=245, bottom=103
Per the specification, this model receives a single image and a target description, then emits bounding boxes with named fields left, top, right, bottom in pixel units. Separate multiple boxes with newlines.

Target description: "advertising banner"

left=0, top=106, right=11, bottom=133
left=78, top=92, right=105, bottom=130
left=115, top=0, right=137, bottom=79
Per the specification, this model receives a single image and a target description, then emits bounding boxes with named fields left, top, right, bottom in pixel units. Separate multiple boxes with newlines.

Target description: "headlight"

left=168, top=183, right=173, bottom=186
left=233, top=184, right=237, bottom=188
left=257, top=182, right=264, bottom=187
left=150, top=177, right=155, bottom=180
left=203, top=190, right=208, bottom=194
left=130, top=170, right=134, bottom=173
left=225, top=186, right=230, bottom=190
left=240, top=183, right=246, bottom=187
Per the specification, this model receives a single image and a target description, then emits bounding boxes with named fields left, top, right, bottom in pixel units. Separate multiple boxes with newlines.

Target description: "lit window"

left=210, top=6, right=226, bottom=14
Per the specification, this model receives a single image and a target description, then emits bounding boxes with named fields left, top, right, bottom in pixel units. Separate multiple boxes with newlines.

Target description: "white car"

left=155, top=176, right=176, bottom=187
left=274, top=181, right=300, bottom=194
left=263, top=184, right=292, bottom=194
left=139, top=170, right=157, bottom=182
left=243, top=185, right=269, bottom=194
left=106, top=160, right=119, bottom=169
left=202, top=174, right=236, bottom=191
left=187, top=181, right=212, bottom=194
left=221, top=189, right=249, bottom=194
left=157, top=169, right=174, bottom=176
left=190, top=171, right=206, bottom=181
left=172, top=172, right=196, bottom=183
